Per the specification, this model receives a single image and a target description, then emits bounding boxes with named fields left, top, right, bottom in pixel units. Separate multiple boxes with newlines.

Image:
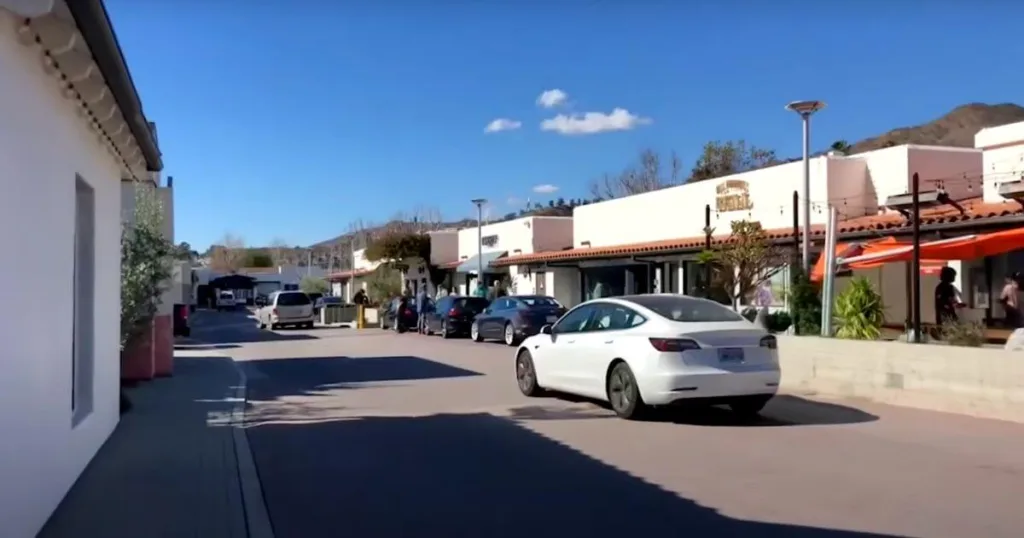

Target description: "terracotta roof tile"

left=326, top=268, right=374, bottom=281
left=439, top=260, right=462, bottom=269
left=493, top=197, right=1023, bottom=266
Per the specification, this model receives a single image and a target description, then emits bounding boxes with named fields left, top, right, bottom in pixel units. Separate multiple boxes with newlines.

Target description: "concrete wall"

left=428, top=230, right=459, bottom=265
left=0, top=9, right=124, bottom=537
left=976, top=120, right=1024, bottom=203
left=456, top=216, right=572, bottom=259
left=778, top=336, right=1024, bottom=423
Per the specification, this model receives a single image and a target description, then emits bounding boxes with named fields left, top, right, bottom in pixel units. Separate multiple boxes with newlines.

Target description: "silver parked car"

left=257, top=291, right=315, bottom=330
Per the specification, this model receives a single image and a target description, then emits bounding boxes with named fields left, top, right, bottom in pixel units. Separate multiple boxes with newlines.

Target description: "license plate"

left=718, top=348, right=744, bottom=363
left=546, top=315, right=558, bottom=323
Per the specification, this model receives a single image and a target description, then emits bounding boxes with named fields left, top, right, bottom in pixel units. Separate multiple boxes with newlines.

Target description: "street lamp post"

left=471, top=198, right=487, bottom=292
left=785, top=99, right=826, bottom=273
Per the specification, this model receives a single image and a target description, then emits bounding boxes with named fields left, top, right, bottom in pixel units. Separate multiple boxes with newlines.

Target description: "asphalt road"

left=185, top=308, right=1024, bottom=538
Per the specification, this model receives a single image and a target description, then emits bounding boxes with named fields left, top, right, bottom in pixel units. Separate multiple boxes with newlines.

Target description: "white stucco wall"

left=571, top=145, right=983, bottom=249
left=0, top=10, right=125, bottom=537
left=976, top=121, right=1024, bottom=203
left=427, top=230, right=459, bottom=265
left=456, top=216, right=573, bottom=259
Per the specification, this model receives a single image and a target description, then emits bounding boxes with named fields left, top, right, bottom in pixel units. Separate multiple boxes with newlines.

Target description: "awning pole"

left=821, top=206, right=838, bottom=336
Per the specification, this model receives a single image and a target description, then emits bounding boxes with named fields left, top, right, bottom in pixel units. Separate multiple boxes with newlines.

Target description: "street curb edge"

left=229, top=362, right=276, bottom=538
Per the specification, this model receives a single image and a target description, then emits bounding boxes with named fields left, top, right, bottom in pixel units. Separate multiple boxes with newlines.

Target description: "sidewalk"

left=38, top=351, right=266, bottom=538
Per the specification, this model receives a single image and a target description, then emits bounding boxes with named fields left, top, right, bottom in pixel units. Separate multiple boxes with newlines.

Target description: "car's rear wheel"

left=503, top=323, right=518, bottom=346
left=440, top=320, right=450, bottom=339
left=515, top=350, right=543, bottom=397
left=470, top=323, right=483, bottom=342
left=607, top=362, right=647, bottom=420
left=270, top=323, right=279, bottom=331
left=729, top=396, right=772, bottom=418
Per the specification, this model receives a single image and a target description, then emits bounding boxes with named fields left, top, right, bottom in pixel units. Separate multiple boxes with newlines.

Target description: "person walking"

left=415, top=281, right=429, bottom=334
left=1000, top=273, right=1021, bottom=328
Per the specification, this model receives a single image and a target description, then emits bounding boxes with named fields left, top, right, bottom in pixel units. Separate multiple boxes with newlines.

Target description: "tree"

left=268, top=238, right=290, bottom=266
left=121, top=184, right=173, bottom=350
left=690, top=140, right=778, bottom=182
left=830, top=140, right=852, bottom=154
left=366, top=266, right=402, bottom=304
left=210, top=233, right=246, bottom=273
left=697, top=220, right=787, bottom=309
left=590, top=148, right=683, bottom=200
left=245, top=251, right=274, bottom=268
left=299, top=275, right=330, bottom=295
left=171, top=241, right=197, bottom=262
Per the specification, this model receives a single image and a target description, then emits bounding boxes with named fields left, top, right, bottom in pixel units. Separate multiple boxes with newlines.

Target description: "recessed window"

left=73, top=175, right=95, bottom=426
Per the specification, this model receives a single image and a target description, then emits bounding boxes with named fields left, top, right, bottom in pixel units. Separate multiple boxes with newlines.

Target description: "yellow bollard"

left=357, top=305, right=365, bottom=329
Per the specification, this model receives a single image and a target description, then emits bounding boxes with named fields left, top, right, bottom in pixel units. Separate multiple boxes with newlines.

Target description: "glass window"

left=588, top=303, right=647, bottom=331
left=553, top=305, right=597, bottom=334
left=459, top=297, right=490, bottom=313
left=277, top=292, right=312, bottom=306
left=492, top=298, right=512, bottom=311
left=519, top=296, right=560, bottom=307
left=628, top=295, right=744, bottom=323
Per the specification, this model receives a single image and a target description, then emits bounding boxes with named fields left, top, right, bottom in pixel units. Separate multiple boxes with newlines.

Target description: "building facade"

left=0, top=1, right=163, bottom=536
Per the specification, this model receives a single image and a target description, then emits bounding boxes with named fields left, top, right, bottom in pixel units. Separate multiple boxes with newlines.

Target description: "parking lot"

left=186, top=309, right=1024, bottom=538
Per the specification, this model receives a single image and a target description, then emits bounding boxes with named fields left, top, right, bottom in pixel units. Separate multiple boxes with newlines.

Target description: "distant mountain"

left=848, top=102, right=1024, bottom=154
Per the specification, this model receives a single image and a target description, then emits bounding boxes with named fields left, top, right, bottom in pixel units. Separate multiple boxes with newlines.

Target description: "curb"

left=229, top=362, right=276, bottom=538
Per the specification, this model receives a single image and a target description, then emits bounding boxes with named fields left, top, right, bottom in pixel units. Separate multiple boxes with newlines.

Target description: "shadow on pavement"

left=39, top=356, right=248, bottom=537
left=243, top=356, right=482, bottom=400
left=538, top=392, right=878, bottom=427
left=246, top=412, right=902, bottom=538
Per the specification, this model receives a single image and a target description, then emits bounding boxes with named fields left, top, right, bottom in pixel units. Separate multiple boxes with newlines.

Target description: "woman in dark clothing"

left=934, top=266, right=962, bottom=326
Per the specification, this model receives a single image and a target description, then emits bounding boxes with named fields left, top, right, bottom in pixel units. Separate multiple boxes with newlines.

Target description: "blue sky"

left=107, top=1, right=1024, bottom=251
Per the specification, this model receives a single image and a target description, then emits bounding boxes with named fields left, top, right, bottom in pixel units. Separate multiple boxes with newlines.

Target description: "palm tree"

left=830, top=140, right=853, bottom=154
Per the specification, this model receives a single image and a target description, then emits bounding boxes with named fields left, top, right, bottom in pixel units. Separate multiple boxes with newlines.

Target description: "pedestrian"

left=934, top=266, right=963, bottom=328
left=1000, top=273, right=1021, bottom=328
left=474, top=280, right=488, bottom=298
left=415, top=280, right=429, bottom=334
left=353, top=289, right=367, bottom=305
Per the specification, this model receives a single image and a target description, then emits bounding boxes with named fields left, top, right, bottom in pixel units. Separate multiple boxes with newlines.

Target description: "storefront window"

left=583, top=266, right=626, bottom=300
left=740, top=266, right=789, bottom=307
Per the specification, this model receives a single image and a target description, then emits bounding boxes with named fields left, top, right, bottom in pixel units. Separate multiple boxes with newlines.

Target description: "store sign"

left=481, top=234, right=499, bottom=247
left=715, top=179, right=754, bottom=213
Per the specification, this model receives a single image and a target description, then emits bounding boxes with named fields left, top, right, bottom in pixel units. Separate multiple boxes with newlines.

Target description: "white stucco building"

left=496, top=144, right=1002, bottom=313
left=0, top=1, right=163, bottom=536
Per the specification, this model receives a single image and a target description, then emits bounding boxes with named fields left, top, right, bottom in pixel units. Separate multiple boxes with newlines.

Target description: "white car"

left=257, top=291, right=315, bottom=330
left=513, top=294, right=780, bottom=420
left=216, top=290, right=236, bottom=310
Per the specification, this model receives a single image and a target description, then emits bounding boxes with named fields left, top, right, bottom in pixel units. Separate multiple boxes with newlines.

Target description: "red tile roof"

left=492, top=197, right=1023, bottom=266
left=326, top=268, right=374, bottom=281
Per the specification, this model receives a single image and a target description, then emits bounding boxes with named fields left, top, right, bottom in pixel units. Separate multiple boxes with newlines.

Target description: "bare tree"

left=589, top=148, right=683, bottom=200
left=410, top=205, right=445, bottom=232
left=210, top=233, right=246, bottom=273
left=690, top=140, right=778, bottom=182
left=268, top=237, right=289, bottom=266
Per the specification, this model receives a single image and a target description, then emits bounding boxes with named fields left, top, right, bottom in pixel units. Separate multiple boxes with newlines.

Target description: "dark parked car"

left=423, top=296, right=490, bottom=338
left=470, top=295, right=566, bottom=346
left=379, top=296, right=422, bottom=333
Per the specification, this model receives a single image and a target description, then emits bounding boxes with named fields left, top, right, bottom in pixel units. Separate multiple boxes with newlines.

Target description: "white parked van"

left=216, top=290, right=237, bottom=310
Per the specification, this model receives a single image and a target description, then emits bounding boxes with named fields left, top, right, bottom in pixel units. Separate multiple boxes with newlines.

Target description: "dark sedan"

left=379, top=296, right=423, bottom=333
left=470, top=295, right=565, bottom=346
left=423, top=295, right=490, bottom=338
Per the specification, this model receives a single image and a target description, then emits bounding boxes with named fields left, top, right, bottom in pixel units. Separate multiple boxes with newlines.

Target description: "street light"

left=471, top=198, right=487, bottom=291
left=785, top=99, right=826, bottom=273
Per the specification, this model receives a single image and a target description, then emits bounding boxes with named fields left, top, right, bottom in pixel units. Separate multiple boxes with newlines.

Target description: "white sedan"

left=513, top=294, right=780, bottom=420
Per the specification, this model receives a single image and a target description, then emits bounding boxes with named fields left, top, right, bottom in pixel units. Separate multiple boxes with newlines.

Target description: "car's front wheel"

left=470, top=322, right=483, bottom=342
left=515, top=350, right=543, bottom=397
left=607, top=362, right=647, bottom=420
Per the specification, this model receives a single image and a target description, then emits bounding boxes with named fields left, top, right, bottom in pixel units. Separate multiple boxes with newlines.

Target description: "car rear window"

left=276, top=293, right=311, bottom=306
left=519, top=296, right=560, bottom=307
left=458, top=297, right=489, bottom=313
left=219, top=292, right=233, bottom=299
left=627, top=295, right=744, bottom=323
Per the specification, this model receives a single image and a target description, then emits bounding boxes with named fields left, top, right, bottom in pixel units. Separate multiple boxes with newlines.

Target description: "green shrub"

left=834, top=277, right=884, bottom=340
left=766, top=310, right=793, bottom=333
left=942, top=320, right=985, bottom=347
left=787, top=266, right=821, bottom=335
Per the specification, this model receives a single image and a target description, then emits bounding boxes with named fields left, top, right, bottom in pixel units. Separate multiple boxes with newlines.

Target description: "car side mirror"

left=540, top=324, right=553, bottom=335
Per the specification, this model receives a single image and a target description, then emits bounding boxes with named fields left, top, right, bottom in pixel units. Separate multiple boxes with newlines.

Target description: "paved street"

left=191, top=308, right=1024, bottom=538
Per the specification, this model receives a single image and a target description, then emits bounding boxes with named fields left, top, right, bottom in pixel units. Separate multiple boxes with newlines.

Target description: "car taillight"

left=404, top=308, right=413, bottom=315
left=759, top=335, right=777, bottom=349
left=272, top=308, right=278, bottom=316
left=648, top=338, right=700, bottom=352
left=448, top=308, right=459, bottom=316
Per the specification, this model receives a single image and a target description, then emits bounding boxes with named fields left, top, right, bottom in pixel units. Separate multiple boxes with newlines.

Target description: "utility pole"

left=471, top=198, right=487, bottom=291
left=785, top=100, right=826, bottom=273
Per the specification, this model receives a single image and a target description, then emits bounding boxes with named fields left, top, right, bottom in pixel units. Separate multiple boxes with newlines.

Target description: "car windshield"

left=276, top=293, right=311, bottom=306
left=518, top=296, right=560, bottom=308
left=626, top=295, right=745, bottom=323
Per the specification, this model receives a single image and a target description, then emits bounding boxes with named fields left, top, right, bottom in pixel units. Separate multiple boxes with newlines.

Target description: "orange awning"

left=810, top=237, right=942, bottom=282
left=839, top=227, right=1024, bottom=268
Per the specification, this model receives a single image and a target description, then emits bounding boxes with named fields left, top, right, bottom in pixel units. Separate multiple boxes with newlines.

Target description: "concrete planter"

left=121, top=320, right=155, bottom=381
left=777, top=335, right=1024, bottom=423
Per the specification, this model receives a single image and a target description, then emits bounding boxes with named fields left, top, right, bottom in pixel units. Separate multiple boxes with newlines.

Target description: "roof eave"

left=64, top=0, right=163, bottom=172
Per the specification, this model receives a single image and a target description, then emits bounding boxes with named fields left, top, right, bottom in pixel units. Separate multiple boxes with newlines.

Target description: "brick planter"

left=153, top=314, right=173, bottom=377
left=121, top=320, right=155, bottom=381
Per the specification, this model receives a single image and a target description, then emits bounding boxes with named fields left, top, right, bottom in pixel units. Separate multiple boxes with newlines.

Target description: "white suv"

left=258, top=291, right=315, bottom=330
left=216, top=290, right=237, bottom=310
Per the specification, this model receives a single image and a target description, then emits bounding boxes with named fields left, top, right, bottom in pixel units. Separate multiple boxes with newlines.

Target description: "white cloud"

left=536, top=89, right=568, bottom=109
left=540, top=108, right=651, bottom=136
left=483, top=118, right=522, bottom=133
left=532, top=184, right=559, bottom=194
